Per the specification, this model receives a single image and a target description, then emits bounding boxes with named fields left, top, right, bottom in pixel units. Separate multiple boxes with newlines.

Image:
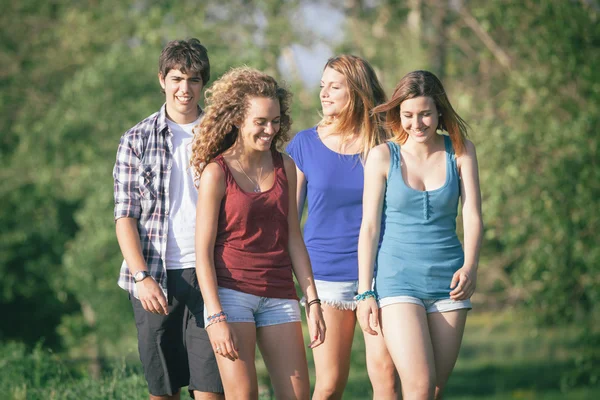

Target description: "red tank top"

left=212, top=150, right=297, bottom=299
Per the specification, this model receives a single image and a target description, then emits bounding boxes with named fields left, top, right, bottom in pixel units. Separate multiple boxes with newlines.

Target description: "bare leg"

left=257, top=321, right=310, bottom=400
left=362, top=318, right=401, bottom=399
left=381, top=304, right=435, bottom=400
left=150, top=392, right=180, bottom=400
left=427, top=310, right=468, bottom=400
left=311, top=305, right=356, bottom=400
left=193, top=391, right=224, bottom=400
left=214, top=322, right=259, bottom=400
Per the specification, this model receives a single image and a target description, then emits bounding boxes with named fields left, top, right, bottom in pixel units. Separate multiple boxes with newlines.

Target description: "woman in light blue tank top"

left=356, top=71, right=483, bottom=399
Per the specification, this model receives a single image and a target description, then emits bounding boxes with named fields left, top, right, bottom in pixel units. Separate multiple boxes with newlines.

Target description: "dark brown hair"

left=159, top=38, right=210, bottom=87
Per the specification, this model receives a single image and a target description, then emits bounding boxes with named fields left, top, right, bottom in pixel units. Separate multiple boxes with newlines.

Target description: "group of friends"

left=113, top=37, right=483, bottom=400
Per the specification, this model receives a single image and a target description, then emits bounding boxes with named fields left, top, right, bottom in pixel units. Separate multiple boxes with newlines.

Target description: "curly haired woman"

left=190, top=67, right=326, bottom=400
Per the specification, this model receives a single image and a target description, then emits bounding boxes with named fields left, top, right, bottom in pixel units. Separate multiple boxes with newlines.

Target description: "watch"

left=134, top=270, right=151, bottom=283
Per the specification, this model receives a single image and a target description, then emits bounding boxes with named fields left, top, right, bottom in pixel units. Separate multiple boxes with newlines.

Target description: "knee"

left=404, top=377, right=435, bottom=400
left=367, top=355, right=398, bottom=393
left=224, top=385, right=258, bottom=400
left=312, top=381, right=345, bottom=400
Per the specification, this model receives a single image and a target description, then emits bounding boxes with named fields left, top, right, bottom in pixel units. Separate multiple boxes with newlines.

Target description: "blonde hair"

left=317, top=55, right=389, bottom=161
left=373, top=70, right=468, bottom=156
left=190, top=67, right=292, bottom=182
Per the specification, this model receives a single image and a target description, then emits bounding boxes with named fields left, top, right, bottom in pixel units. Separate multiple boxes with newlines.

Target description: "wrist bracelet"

left=354, top=290, right=376, bottom=302
left=207, top=311, right=226, bottom=322
left=206, top=314, right=227, bottom=328
left=307, top=298, right=321, bottom=308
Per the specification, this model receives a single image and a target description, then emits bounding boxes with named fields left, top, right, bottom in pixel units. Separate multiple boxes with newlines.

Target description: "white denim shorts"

left=378, top=295, right=472, bottom=314
left=300, top=279, right=359, bottom=311
left=204, top=287, right=301, bottom=328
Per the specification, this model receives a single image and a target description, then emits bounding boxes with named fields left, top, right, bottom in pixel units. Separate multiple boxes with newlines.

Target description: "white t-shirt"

left=165, top=116, right=201, bottom=269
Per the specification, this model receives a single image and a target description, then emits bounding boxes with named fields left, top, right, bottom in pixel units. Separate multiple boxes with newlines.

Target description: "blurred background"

left=1, top=0, right=598, bottom=399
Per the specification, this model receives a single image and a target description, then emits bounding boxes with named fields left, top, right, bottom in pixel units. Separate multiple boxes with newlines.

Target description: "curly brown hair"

left=190, top=67, right=292, bottom=183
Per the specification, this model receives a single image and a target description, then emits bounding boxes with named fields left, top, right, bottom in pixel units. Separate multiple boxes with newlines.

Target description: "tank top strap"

left=443, top=135, right=456, bottom=162
left=443, top=135, right=461, bottom=189
left=271, top=149, right=284, bottom=170
left=212, top=155, right=235, bottom=186
left=386, top=141, right=401, bottom=170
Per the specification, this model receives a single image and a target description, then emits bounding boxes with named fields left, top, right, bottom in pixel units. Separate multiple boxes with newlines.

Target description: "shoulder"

left=287, top=127, right=317, bottom=147
left=367, top=142, right=391, bottom=163
left=281, top=153, right=297, bottom=173
left=201, top=161, right=226, bottom=183
left=458, top=139, right=477, bottom=160
left=118, top=111, right=160, bottom=151
left=123, top=111, right=160, bottom=140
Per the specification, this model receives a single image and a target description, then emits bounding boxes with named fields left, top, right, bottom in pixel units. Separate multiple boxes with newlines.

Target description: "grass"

left=1, top=311, right=598, bottom=399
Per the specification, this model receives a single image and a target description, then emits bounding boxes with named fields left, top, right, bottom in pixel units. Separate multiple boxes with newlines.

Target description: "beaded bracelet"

left=307, top=298, right=322, bottom=308
left=206, top=314, right=227, bottom=328
left=354, top=290, right=376, bottom=302
left=207, top=311, right=226, bottom=322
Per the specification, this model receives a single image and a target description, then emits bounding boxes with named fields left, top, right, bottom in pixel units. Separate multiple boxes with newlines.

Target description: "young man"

left=113, top=38, right=223, bottom=400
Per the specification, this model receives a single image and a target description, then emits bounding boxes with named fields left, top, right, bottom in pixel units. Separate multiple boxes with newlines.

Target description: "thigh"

left=380, top=303, right=436, bottom=386
left=427, top=309, right=468, bottom=389
left=215, top=322, right=259, bottom=399
left=257, top=321, right=309, bottom=400
left=312, top=305, right=356, bottom=384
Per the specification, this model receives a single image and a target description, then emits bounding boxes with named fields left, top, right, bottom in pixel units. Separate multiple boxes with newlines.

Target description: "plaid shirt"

left=113, top=104, right=200, bottom=298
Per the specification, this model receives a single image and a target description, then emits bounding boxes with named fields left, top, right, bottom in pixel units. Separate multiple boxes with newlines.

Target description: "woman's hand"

left=306, top=303, right=326, bottom=349
left=357, top=297, right=379, bottom=336
left=206, top=321, right=239, bottom=361
left=449, top=266, right=478, bottom=300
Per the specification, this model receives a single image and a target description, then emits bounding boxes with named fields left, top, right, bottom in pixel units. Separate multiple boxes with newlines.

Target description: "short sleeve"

left=286, top=131, right=305, bottom=172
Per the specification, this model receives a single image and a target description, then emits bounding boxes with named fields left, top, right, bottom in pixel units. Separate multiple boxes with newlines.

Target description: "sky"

left=277, top=2, right=345, bottom=88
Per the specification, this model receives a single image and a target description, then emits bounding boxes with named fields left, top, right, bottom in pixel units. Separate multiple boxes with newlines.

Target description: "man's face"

left=159, top=69, right=204, bottom=124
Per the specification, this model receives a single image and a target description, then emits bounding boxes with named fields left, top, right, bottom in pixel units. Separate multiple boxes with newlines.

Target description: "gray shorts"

left=130, top=268, right=223, bottom=397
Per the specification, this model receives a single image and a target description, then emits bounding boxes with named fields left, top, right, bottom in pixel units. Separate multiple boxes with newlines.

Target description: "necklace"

left=235, top=159, right=264, bottom=193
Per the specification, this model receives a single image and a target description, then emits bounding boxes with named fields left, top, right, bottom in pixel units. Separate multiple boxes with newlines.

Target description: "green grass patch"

left=2, top=311, right=598, bottom=399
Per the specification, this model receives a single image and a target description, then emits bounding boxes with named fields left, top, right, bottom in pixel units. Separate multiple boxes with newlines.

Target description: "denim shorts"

left=300, top=279, right=359, bottom=311
left=378, top=295, right=472, bottom=314
left=204, top=287, right=301, bottom=328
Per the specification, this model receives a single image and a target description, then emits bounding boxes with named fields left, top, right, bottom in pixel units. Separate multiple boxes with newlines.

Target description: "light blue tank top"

left=375, top=135, right=464, bottom=299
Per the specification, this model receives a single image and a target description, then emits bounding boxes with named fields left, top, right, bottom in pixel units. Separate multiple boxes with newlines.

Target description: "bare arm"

left=195, top=163, right=239, bottom=360
left=357, top=144, right=389, bottom=335
left=295, top=166, right=307, bottom=222
left=450, top=140, right=483, bottom=300
left=283, top=155, right=326, bottom=348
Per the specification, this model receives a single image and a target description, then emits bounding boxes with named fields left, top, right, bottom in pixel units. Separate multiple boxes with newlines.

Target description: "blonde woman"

left=191, top=67, right=326, bottom=400
left=286, top=55, right=399, bottom=399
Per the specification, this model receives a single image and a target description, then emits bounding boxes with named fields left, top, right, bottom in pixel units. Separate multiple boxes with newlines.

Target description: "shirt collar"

left=157, top=104, right=203, bottom=136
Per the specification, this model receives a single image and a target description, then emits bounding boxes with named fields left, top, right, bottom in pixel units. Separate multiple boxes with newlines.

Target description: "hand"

left=137, top=277, right=169, bottom=315
left=449, top=266, right=478, bottom=300
left=357, top=297, right=379, bottom=336
left=207, top=321, right=239, bottom=361
left=306, top=303, right=326, bottom=349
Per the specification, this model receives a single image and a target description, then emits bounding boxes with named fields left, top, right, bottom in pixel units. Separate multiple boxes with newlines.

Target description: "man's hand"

left=137, top=277, right=169, bottom=315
